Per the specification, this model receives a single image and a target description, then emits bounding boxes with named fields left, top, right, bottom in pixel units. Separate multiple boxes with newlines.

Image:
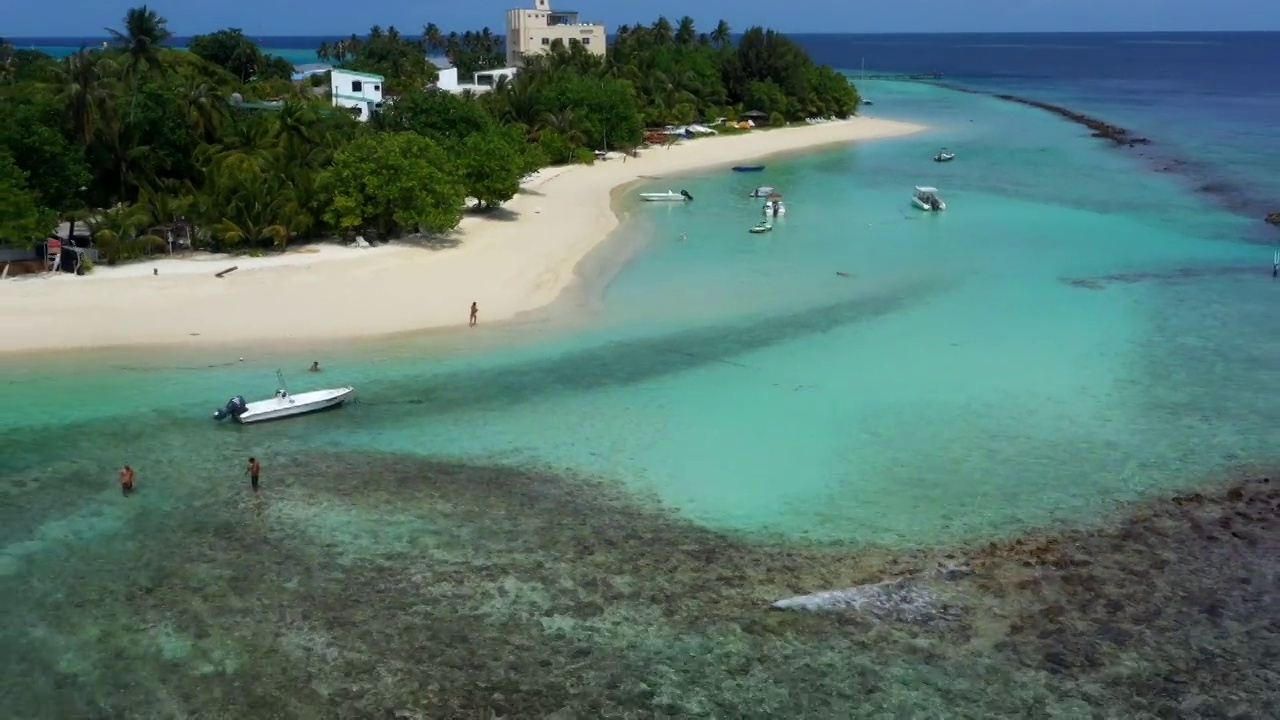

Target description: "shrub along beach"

left=0, top=7, right=921, bottom=353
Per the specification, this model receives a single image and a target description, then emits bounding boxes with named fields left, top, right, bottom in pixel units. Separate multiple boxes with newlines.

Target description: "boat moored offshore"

left=911, top=186, right=947, bottom=212
left=213, top=371, right=355, bottom=424
left=640, top=189, right=693, bottom=202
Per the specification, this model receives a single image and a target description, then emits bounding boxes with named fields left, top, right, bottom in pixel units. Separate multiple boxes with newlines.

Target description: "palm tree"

left=423, top=23, right=444, bottom=55
left=675, top=17, right=697, bottom=46
left=51, top=48, right=117, bottom=147
left=316, top=42, right=331, bottom=62
left=89, top=203, right=164, bottom=263
left=139, top=180, right=193, bottom=252
left=106, top=5, right=172, bottom=120
left=177, top=76, right=228, bottom=138
left=711, top=20, right=732, bottom=49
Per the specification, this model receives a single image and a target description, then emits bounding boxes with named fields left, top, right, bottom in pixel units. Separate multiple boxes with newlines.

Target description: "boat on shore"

left=213, top=371, right=355, bottom=424
left=749, top=221, right=773, bottom=234
left=640, top=189, right=693, bottom=202
left=912, top=186, right=946, bottom=212
left=934, top=148, right=955, bottom=162
left=749, top=185, right=775, bottom=197
left=732, top=165, right=765, bottom=172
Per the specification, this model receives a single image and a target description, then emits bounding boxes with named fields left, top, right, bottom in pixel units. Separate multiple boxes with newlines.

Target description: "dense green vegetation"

left=0, top=6, right=858, bottom=260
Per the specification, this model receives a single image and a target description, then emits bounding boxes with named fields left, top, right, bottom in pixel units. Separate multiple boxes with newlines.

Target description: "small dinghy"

left=213, top=370, right=355, bottom=424
left=640, top=189, right=693, bottom=202
left=732, top=165, right=766, bottom=172
left=749, top=221, right=773, bottom=234
left=933, top=148, right=955, bottom=162
left=749, top=185, right=775, bottom=198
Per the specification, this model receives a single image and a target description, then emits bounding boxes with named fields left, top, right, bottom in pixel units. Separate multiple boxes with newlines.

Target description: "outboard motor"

left=680, top=189, right=693, bottom=201
left=930, top=197, right=940, bottom=211
left=213, top=395, right=248, bottom=421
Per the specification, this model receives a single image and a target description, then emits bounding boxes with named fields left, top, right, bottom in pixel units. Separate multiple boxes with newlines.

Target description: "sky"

left=5, top=0, right=1279, bottom=38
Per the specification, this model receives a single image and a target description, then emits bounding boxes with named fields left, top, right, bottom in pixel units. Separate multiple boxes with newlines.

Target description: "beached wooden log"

left=215, top=266, right=238, bottom=278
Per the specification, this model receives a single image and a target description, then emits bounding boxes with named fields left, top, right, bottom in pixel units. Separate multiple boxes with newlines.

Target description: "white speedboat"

left=640, top=189, right=693, bottom=202
left=213, top=371, right=355, bottom=424
left=912, top=186, right=946, bottom=211
left=749, top=221, right=773, bottom=234
left=763, top=198, right=787, bottom=216
left=749, top=186, right=775, bottom=198
left=934, top=148, right=955, bottom=162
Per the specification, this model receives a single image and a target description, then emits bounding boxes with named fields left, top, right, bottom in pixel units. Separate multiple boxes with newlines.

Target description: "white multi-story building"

left=330, top=68, right=385, bottom=121
left=505, top=0, right=606, bottom=67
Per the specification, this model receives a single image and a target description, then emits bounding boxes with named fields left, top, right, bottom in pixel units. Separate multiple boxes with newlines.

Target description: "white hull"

left=912, top=196, right=946, bottom=211
left=749, top=223, right=773, bottom=234
left=640, top=191, right=689, bottom=202
left=749, top=186, right=775, bottom=198
left=763, top=200, right=787, bottom=216
left=236, top=387, right=355, bottom=424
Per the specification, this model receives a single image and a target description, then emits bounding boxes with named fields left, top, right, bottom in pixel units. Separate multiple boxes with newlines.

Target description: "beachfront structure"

left=433, top=64, right=518, bottom=94
left=330, top=68, right=385, bottom=122
left=505, top=0, right=606, bottom=67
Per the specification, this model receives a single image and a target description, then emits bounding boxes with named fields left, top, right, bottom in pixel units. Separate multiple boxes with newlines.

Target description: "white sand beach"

left=0, top=116, right=923, bottom=355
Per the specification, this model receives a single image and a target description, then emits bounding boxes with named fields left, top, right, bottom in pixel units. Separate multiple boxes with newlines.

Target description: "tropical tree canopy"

left=0, top=9, right=859, bottom=259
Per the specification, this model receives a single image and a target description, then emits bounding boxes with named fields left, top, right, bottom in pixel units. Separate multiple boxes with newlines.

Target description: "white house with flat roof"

left=433, top=64, right=519, bottom=94
left=505, top=0, right=606, bottom=67
left=330, top=68, right=385, bottom=121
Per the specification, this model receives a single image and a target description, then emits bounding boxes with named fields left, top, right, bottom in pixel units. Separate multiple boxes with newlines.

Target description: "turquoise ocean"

left=3, top=33, right=1279, bottom=717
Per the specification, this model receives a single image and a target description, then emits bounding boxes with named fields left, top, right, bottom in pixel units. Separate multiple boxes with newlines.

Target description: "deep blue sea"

left=3, top=32, right=1279, bottom=717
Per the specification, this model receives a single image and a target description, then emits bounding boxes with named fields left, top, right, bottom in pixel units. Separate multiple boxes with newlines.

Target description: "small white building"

left=330, top=68, right=385, bottom=121
left=432, top=64, right=518, bottom=94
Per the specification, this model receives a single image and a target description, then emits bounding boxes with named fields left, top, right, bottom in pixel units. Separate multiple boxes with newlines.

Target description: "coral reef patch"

left=1, top=451, right=1277, bottom=718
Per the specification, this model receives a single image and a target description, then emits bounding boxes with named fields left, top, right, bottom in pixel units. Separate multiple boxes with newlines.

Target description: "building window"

left=541, top=37, right=550, bottom=46
left=581, top=37, right=591, bottom=45
left=351, top=80, right=363, bottom=92
left=374, top=84, right=381, bottom=92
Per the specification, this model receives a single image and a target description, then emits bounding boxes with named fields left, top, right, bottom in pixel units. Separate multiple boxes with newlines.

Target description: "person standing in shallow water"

left=469, top=302, right=479, bottom=327
left=119, top=464, right=135, bottom=496
left=246, top=457, right=261, bottom=493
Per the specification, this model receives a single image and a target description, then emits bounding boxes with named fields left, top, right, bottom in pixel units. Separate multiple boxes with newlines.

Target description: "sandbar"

left=0, top=116, right=924, bottom=356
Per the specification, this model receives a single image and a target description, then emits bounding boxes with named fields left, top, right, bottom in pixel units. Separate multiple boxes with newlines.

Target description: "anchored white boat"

left=934, top=148, right=955, bottom=162
left=749, top=221, right=773, bottom=234
left=763, top=198, right=787, bottom=216
left=912, top=186, right=946, bottom=212
left=213, top=370, right=355, bottom=424
left=640, top=189, right=693, bottom=202
left=749, top=185, right=775, bottom=198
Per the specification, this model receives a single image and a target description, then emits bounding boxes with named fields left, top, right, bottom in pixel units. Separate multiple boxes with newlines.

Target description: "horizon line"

left=6, top=29, right=1280, bottom=41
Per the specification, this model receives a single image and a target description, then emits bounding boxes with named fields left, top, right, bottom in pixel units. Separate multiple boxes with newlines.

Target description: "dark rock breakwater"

left=991, top=93, right=1150, bottom=146
left=931, top=81, right=1277, bottom=236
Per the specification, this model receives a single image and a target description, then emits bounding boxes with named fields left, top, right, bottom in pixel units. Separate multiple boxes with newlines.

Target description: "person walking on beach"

left=246, top=457, right=261, bottom=493
left=119, top=464, right=135, bottom=496
left=469, top=302, right=479, bottom=327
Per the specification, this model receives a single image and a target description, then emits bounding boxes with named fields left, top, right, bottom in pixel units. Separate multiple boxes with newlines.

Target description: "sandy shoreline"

left=0, top=116, right=924, bottom=356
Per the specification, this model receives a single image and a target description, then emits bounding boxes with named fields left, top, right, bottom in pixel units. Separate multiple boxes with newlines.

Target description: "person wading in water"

left=119, top=464, right=135, bottom=496
left=246, top=457, right=261, bottom=493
